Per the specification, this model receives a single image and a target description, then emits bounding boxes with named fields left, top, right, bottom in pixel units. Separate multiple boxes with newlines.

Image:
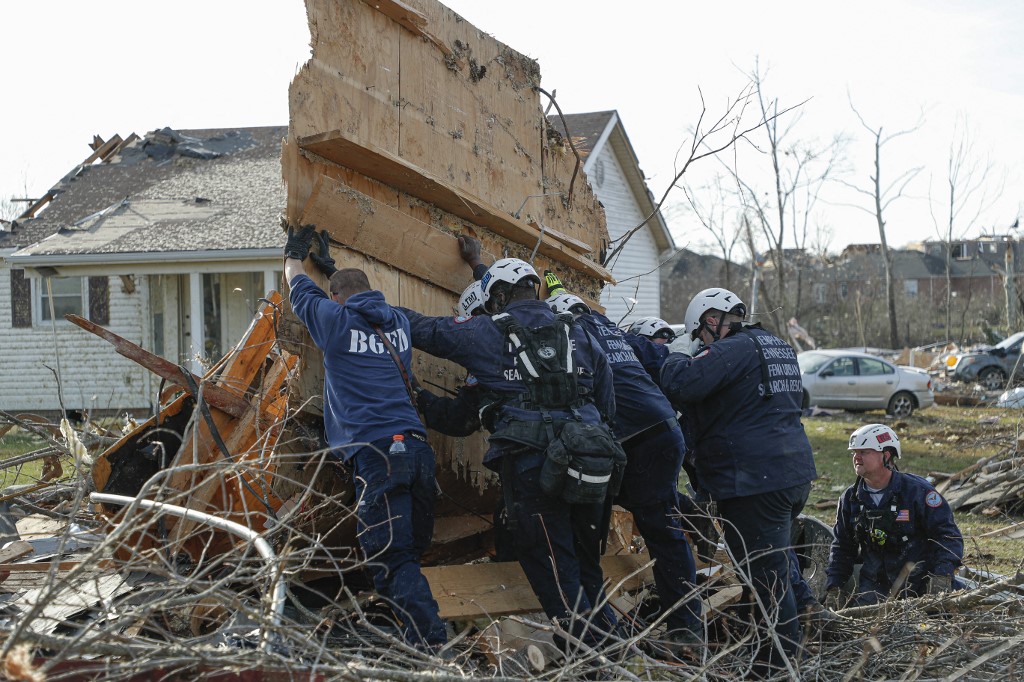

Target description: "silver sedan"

left=798, top=349, right=935, bottom=418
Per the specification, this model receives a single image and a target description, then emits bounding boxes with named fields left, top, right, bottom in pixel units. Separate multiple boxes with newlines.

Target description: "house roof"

left=837, top=248, right=1001, bottom=280
left=547, top=111, right=674, bottom=254
left=4, top=126, right=286, bottom=267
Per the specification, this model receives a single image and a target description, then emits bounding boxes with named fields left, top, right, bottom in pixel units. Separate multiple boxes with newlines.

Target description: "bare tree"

left=683, top=173, right=743, bottom=291
left=603, top=78, right=803, bottom=269
left=838, top=98, right=923, bottom=349
left=728, top=63, right=844, bottom=334
left=930, top=116, right=1000, bottom=340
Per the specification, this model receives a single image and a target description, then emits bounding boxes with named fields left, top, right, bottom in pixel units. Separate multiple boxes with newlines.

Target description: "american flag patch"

left=896, top=509, right=910, bottom=522
left=876, top=432, right=892, bottom=444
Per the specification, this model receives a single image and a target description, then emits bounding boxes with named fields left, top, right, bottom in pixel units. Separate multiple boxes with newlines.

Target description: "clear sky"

left=3, top=1, right=1021, bottom=255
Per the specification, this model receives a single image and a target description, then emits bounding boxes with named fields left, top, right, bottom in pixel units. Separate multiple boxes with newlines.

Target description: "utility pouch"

left=540, top=421, right=626, bottom=504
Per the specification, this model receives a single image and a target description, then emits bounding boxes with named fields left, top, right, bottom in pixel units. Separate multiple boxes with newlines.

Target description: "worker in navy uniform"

left=547, top=293, right=703, bottom=650
left=659, top=287, right=817, bottom=672
left=825, top=424, right=964, bottom=607
left=284, top=226, right=446, bottom=649
left=622, top=317, right=675, bottom=381
left=415, top=281, right=486, bottom=437
left=398, top=254, right=621, bottom=648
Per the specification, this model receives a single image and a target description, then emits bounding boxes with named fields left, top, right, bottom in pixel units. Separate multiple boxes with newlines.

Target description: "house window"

left=813, top=283, right=827, bottom=304
left=839, top=282, right=848, bottom=299
left=904, top=279, right=918, bottom=297
left=951, top=243, right=970, bottom=260
left=34, top=276, right=86, bottom=324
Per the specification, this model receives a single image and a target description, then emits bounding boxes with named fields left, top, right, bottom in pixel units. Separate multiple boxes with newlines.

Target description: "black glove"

left=309, top=229, right=338, bottom=277
left=928, top=574, right=952, bottom=595
left=284, top=224, right=317, bottom=261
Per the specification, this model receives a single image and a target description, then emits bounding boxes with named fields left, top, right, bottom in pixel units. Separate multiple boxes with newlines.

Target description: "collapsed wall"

left=281, top=0, right=612, bottom=502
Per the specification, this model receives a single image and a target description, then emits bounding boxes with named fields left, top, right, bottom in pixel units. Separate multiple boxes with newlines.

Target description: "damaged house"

left=0, top=127, right=286, bottom=416
left=547, top=111, right=675, bottom=324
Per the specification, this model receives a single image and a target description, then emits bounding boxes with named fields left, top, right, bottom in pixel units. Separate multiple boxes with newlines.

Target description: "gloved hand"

left=928, top=574, right=952, bottom=595
left=458, top=235, right=483, bottom=267
left=309, top=229, right=338, bottom=277
left=824, top=588, right=843, bottom=611
left=543, top=270, right=565, bottom=297
left=284, top=224, right=317, bottom=261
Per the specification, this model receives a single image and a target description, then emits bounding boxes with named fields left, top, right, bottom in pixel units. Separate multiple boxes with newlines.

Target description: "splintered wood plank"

left=300, top=175, right=469, bottom=294
left=299, top=131, right=612, bottom=282
left=65, top=315, right=250, bottom=419
left=424, top=552, right=655, bottom=620
left=216, top=290, right=285, bottom=398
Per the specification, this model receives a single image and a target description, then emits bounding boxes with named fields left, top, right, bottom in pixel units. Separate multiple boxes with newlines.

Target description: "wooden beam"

left=299, top=175, right=472, bottom=295
left=82, top=134, right=123, bottom=165
left=298, top=131, right=612, bottom=282
left=65, top=314, right=250, bottom=419
left=424, top=552, right=654, bottom=620
left=0, top=560, right=114, bottom=573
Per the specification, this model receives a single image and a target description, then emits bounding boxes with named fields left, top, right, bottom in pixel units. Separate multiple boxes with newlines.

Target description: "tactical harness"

left=851, top=480, right=910, bottom=550
left=491, top=312, right=626, bottom=506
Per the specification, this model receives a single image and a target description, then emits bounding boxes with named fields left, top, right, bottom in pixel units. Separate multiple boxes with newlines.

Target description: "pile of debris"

left=0, top=304, right=1022, bottom=680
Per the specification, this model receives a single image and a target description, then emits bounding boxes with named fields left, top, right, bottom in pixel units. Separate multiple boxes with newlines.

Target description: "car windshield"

left=994, top=331, right=1024, bottom=350
left=798, top=352, right=833, bottom=374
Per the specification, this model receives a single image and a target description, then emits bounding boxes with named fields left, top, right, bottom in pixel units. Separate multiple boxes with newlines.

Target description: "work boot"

left=663, top=628, right=704, bottom=660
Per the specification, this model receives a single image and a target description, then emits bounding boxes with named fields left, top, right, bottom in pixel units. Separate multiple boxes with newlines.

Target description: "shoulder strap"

left=370, top=323, right=424, bottom=422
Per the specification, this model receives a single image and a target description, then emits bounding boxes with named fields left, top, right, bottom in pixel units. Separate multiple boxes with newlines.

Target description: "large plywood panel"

left=289, top=0, right=401, bottom=151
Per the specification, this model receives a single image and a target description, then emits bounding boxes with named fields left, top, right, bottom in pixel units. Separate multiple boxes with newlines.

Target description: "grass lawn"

left=0, top=429, right=51, bottom=487
left=803, top=403, right=1024, bottom=576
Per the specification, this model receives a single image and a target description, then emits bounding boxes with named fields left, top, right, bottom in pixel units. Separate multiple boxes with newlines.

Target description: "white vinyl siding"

left=0, top=265, right=153, bottom=414
left=593, top=145, right=663, bottom=325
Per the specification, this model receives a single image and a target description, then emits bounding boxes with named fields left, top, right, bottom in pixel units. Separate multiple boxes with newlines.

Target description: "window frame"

left=31, top=275, right=88, bottom=326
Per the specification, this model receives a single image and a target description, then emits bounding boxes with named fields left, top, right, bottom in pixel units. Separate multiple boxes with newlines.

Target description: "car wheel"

left=887, top=391, right=915, bottom=418
left=978, top=367, right=1007, bottom=391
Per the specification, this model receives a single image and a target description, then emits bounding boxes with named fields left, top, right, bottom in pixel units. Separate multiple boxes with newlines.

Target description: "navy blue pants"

left=616, top=425, right=701, bottom=633
left=353, top=436, right=446, bottom=647
left=504, top=450, right=617, bottom=646
left=717, top=482, right=810, bottom=668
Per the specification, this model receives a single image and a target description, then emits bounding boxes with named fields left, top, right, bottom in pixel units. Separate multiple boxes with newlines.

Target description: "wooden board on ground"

left=425, top=552, right=656, bottom=620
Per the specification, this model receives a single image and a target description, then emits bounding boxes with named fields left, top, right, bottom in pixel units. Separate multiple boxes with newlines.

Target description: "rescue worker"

left=398, top=253, right=621, bottom=650
left=283, top=226, right=446, bottom=649
left=659, top=287, right=817, bottom=673
left=547, top=292, right=703, bottom=650
left=825, top=424, right=964, bottom=607
left=414, top=281, right=486, bottom=437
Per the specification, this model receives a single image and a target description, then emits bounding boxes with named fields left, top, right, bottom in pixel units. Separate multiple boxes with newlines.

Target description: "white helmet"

left=458, top=281, right=485, bottom=317
left=848, top=423, right=901, bottom=459
left=546, top=293, right=590, bottom=316
left=480, top=258, right=540, bottom=302
left=684, top=288, right=747, bottom=340
left=627, top=317, right=676, bottom=342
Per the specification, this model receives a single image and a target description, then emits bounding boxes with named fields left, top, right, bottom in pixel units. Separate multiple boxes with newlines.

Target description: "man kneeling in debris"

left=284, top=226, right=447, bottom=649
left=825, top=424, right=964, bottom=608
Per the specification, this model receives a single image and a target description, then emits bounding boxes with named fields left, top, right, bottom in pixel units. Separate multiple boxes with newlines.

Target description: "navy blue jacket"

left=826, top=471, right=964, bottom=592
left=578, top=312, right=676, bottom=441
left=623, top=332, right=672, bottom=382
left=290, top=275, right=425, bottom=459
left=659, top=325, right=816, bottom=500
left=417, top=377, right=482, bottom=437
left=401, top=299, right=615, bottom=466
